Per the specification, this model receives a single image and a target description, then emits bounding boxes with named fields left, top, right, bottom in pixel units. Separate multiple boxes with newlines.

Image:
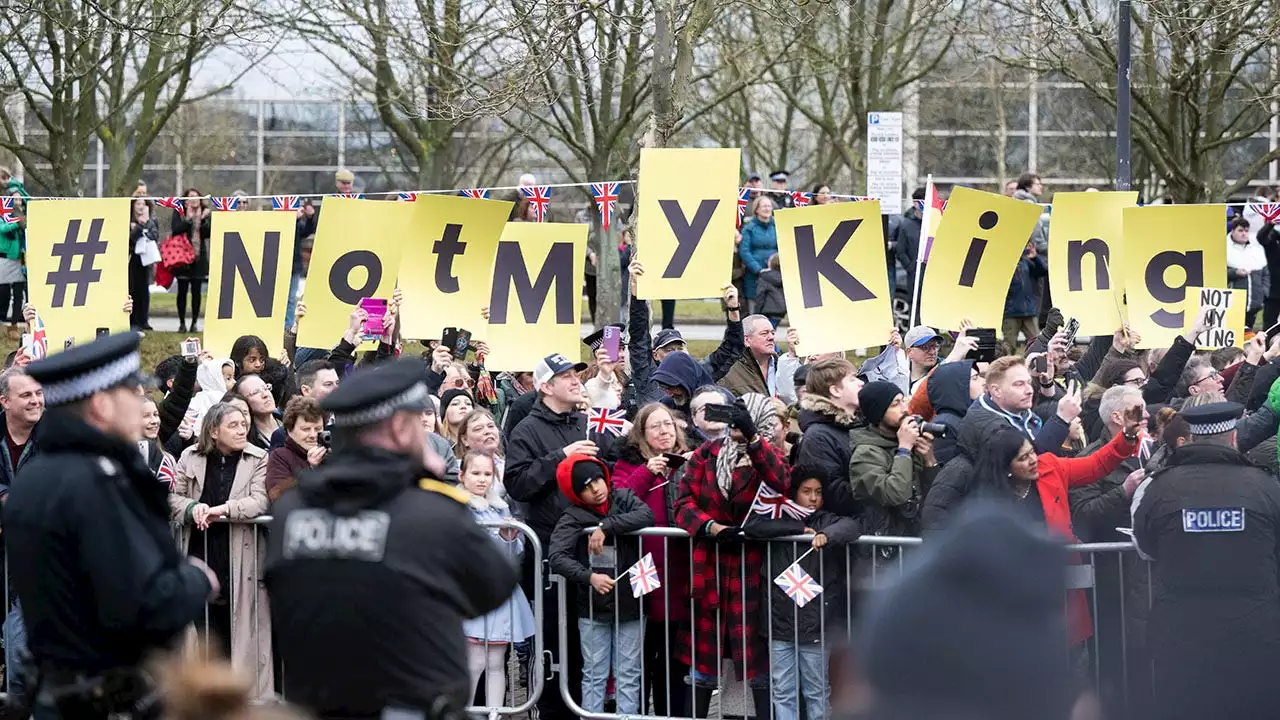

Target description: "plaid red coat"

left=673, top=437, right=790, bottom=681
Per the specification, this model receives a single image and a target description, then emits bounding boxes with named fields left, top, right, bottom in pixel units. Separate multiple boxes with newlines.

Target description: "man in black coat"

left=266, top=358, right=517, bottom=719
left=794, top=357, right=863, bottom=517
left=4, top=333, right=216, bottom=718
left=1132, top=401, right=1280, bottom=720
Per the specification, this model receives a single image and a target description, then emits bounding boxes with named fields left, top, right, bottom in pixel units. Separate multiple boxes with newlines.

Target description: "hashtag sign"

left=47, top=218, right=108, bottom=308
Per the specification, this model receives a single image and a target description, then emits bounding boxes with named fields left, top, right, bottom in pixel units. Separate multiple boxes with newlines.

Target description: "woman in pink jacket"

left=613, top=402, right=692, bottom=716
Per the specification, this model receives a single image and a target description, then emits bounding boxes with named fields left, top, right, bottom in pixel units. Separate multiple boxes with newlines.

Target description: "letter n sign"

left=489, top=242, right=576, bottom=323
left=218, top=231, right=281, bottom=319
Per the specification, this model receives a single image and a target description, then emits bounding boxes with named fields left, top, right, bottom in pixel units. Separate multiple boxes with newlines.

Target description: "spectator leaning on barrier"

left=169, top=402, right=273, bottom=697
left=722, top=314, right=778, bottom=397
left=549, top=454, right=655, bottom=715
left=849, top=382, right=939, bottom=540
left=795, top=357, right=863, bottom=517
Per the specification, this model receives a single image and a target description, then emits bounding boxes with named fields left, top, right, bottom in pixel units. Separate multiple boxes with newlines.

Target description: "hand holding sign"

left=1245, top=332, right=1266, bottom=365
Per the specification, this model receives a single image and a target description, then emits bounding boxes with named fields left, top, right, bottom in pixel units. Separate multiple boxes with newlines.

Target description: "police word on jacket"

left=265, top=358, right=519, bottom=720
left=4, top=333, right=215, bottom=718
left=1131, top=401, right=1280, bottom=720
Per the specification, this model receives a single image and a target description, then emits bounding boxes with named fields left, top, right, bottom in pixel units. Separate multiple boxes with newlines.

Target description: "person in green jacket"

left=0, top=183, right=28, bottom=341
left=848, top=381, right=940, bottom=542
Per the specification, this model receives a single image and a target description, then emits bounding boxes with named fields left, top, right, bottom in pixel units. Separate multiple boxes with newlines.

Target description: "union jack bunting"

left=791, top=191, right=812, bottom=207
left=627, top=553, right=662, bottom=597
left=271, top=195, right=301, bottom=211
left=154, top=196, right=184, bottom=211
left=27, top=313, right=47, bottom=360
left=397, top=192, right=419, bottom=202
left=737, top=188, right=751, bottom=228
left=587, top=407, right=627, bottom=437
left=850, top=196, right=875, bottom=202
left=750, top=483, right=814, bottom=521
left=459, top=188, right=491, bottom=199
left=211, top=196, right=240, bottom=211
left=521, top=185, right=552, bottom=222
left=335, top=193, right=365, bottom=199
left=156, top=453, right=177, bottom=490
left=0, top=197, right=18, bottom=224
left=1250, top=203, right=1280, bottom=225
left=591, top=182, right=620, bottom=231
left=775, top=562, right=823, bottom=608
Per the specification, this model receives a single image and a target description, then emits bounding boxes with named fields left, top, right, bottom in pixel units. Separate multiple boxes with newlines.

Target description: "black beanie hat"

left=858, top=380, right=903, bottom=426
left=439, top=388, right=473, bottom=417
left=571, top=460, right=606, bottom=496
left=860, top=502, right=1072, bottom=720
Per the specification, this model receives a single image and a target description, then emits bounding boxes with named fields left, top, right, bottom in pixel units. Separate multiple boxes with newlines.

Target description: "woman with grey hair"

left=169, top=402, right=273, bottom=697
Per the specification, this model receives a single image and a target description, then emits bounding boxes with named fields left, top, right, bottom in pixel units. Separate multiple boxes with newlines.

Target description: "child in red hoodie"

left=548, top=454, right=654, bottom=714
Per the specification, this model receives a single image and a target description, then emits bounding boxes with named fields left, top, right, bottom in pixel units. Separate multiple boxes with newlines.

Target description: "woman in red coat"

left=973, top=404, right=1142, bottom=669
left=673, top=394, right=789, bottom=718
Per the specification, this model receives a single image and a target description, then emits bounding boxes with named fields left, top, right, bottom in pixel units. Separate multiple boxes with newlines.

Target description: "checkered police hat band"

left=1189, top=419, right=1237, bottom=435
left=41, top=353, right=141, bottom=406
left=331, top=382, right=429, bottom=427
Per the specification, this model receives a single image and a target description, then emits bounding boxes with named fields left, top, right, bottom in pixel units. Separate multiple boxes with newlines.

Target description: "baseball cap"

left=653, top=328, right=686, bottom=350
left=533, top=353, right=588, bottom=385
left=904, top=325, right=943, bottom=348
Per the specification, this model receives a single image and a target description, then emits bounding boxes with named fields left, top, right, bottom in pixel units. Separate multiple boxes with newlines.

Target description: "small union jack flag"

left=521, top=185, right=552, bottom=222
left=27, top=313, right=47, bottom=360
left=211, top=196, right=240, bottom=211
left=587, top=406, right=627, bottom=437
left=154, top=196, right=184, bottom=211
left=156, top=453, right=177, bottom=490
left=628, top=553, right=662, bottom=597
left=335, top=192, right=365, bottom=199
left=459, top=188, right=490, bottom=200
left=397, top=192, right=419, bottom=202
left=774, top=562, right=823, bottom=608
left=591, top=182, right=620, bottom=231
left=271, top=195, right=301, bottom=211
left=750, top=483, right=814, bottom=521
left=791, top=191, right=811, bottom=207
left=1250, top=203, right=1280, bottom=225
left=0, top=197, right=19, bottom=224
left=737, top=188, right=751, bottom=228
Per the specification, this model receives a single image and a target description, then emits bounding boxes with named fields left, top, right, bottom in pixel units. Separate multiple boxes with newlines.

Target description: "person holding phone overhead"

left=170, top=189, right=212, bottom=333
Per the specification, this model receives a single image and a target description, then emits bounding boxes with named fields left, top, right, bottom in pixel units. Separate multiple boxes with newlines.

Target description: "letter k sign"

left=794, top=220, right=875, bottom=308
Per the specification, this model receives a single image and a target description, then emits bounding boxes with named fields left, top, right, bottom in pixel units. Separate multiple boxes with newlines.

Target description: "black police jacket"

left=264, top=446, right=518, bottom=717
left=2, top=409, right=211, bottom=674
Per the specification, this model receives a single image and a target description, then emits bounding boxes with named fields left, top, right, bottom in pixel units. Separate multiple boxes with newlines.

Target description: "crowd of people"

left=4, top=165, right=1280, bottom=720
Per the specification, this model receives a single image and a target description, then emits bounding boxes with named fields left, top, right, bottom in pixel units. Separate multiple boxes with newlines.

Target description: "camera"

left=908, top=414, right=948, bottom=437
left=317, top=430, right=331, bottom=449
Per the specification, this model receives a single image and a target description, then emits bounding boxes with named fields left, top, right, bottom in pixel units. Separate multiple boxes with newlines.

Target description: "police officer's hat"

left=27, top=332, right=152, bottom=407
left=582, top=324, right=628, bottom=352
left=1182, top=401, right=1244, bottom=435
left=322, top=358, right=431, bottom=427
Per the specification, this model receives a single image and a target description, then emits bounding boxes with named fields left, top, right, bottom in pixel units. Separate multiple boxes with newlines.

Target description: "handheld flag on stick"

left=626, top=553, right=662, bottom=597
left=587, top=407, right=627, bottom=438
left=1249, top=203, right=1280, bottom=225
left=909, top=174, right=945, bottom=325
left=156, top=453, right=177, bottom=490
left=27, top=312, right=48, bottom=360
left=775, top=561, right=823, bottom=607
left=0, top=197, right=21, bottom=224
left=749, top=483, right=814, bottom=521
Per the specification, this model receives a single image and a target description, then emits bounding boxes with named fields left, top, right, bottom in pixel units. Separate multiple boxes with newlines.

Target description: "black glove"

left=715, top=526, right=746, bottom=546
left=1038, top=308, right=1064, bottom=346
left=729, top=402, right=758, bottom=441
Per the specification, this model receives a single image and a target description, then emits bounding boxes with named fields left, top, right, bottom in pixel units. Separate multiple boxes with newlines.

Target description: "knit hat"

left=439, top=388, right=473, bottom=416
left=860, top=502, right=1072, bottom=720
left=571, top=461, right=606, bottom=495
left=858, top=380, right=902, bottom=426
left=555, top=454, right=611, bottom=513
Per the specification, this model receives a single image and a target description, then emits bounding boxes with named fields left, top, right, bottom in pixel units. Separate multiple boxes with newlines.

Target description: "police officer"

left=3, top=333, right=218, bottom=719
left=1131, top=401, right=1280, bottom=720
left=265, top=358, right=519, bottom=720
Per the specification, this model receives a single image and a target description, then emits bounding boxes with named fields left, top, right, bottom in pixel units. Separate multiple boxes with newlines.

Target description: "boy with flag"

left=745, top=465, right=860, bottom=720
left=548, top=454, right=654, bottom=715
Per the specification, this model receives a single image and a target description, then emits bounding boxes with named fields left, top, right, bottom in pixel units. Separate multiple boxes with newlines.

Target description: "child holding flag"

left=549, top=454, right=655, bottom=714
left=744, top=465, right=861, bottom=720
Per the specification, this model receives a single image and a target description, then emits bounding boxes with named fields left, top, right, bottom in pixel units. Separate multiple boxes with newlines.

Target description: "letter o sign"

left=329, top=250, right=383, bottom=304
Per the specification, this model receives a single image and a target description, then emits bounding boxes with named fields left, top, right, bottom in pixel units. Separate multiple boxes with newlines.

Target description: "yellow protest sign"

left=635, top=148, right=740, bottom=300
left=774, top=200, right=892, bottom=354
left=1182, top=287, right=1244, bottom=349
left=1121, top=205, right=1227, bottom=349
left=919, top=186, right=1044, bottom=330
left=203, top=212, right=297, bottom=357
left=298, top=197, right=413, bottom=349
left=25, top=198, right=130, bottom=349
left=1047, top=191, right=1138, bottom=336
left=485, top=222, right=587, bottom=371
left=399, top=195, right=512, bottom=341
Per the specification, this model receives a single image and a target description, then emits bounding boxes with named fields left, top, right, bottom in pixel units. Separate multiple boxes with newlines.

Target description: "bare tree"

left=0, top=0, right=272, bottom=196
left=984, top=0, right=1280, bottom=202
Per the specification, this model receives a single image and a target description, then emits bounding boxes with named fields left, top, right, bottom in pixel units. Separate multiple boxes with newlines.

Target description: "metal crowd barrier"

left=546, top=527, right=1153, bottom=720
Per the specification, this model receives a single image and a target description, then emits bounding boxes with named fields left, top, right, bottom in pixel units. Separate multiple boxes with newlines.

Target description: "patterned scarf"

left=715, top=393, right=779, bottom=498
